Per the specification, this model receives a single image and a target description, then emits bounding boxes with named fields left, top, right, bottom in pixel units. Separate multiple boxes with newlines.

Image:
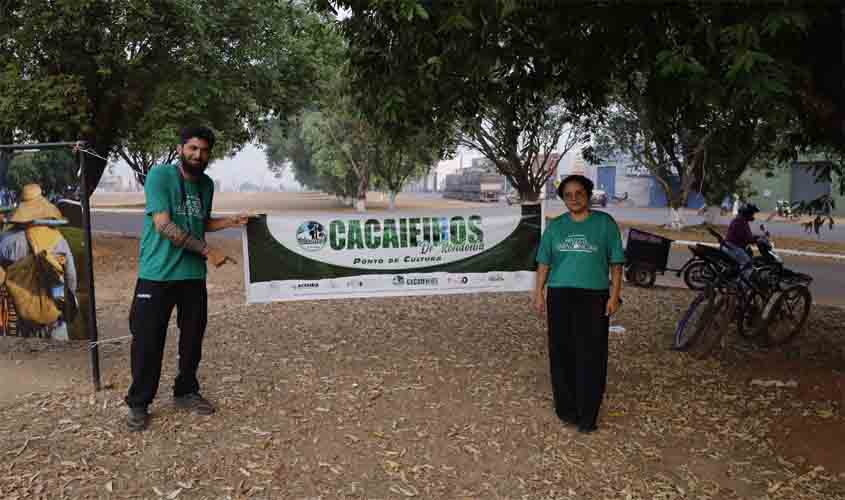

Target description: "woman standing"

left=533, top=175, right=625, bottom=433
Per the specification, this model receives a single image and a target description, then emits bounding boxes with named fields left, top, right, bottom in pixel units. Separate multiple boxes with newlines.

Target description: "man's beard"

left=180, top=155, right=208, bottom=177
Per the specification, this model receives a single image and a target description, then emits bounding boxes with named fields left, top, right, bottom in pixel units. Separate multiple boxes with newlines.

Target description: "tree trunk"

left=666, top=191, right=687, bottom=230
left=80, top=144, right=111, bottom=198
left=356, top=174, right=368, bottom=212
left=513, top=174, right=540, bottom=202
left=668, top=207, right=686, bottom=230
left=0, top=150, right=13, bottom=192
left=388, top=191, right=398, bottom=211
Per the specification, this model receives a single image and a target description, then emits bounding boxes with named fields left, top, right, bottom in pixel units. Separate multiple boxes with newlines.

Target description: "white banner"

left=242, top=205, right=542, bottom=302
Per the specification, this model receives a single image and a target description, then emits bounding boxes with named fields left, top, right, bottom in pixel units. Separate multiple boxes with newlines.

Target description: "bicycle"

left=673, top=236, right=813, bottom=357
left=673, top=263, right=738, bottom=355
left=673, top=287, right=719, bottom=351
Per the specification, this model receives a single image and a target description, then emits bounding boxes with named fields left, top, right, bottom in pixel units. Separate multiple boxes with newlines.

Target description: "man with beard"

left=125, top=126, right=248, bottom=432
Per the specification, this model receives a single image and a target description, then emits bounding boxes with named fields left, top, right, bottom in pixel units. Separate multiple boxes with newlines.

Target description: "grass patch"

left=59, top=226, right=91, bottom=341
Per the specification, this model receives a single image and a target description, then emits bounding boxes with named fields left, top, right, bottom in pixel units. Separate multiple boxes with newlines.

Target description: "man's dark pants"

left=125, top=279, right=208, bottom=409
left=546, top=287, right=610, bottom=429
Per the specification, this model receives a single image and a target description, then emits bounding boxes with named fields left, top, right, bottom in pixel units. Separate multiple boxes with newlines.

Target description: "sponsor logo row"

left=289, top=273, right=510, bottom=290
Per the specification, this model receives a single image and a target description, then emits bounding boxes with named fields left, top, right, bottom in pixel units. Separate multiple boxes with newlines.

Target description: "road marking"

left=673, top=240, right=845, bottom=260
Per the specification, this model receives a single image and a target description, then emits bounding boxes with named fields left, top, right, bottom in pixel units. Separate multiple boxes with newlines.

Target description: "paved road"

left=92, top=210, right=845, bottom=307
left=661, top=246, right=844, bottom=308
left=541, top=198, right=845, bottom=243
left=93, top=210, right=242, bottom=239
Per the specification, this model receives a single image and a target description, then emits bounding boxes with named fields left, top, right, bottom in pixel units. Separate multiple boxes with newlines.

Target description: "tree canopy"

left=1, top=0, right=335, bottom=190
left=322, top=2, right=843, bottom=209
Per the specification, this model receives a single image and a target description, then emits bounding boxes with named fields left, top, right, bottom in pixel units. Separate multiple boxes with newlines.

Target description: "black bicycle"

left=673, top=234, right=813, bottom=356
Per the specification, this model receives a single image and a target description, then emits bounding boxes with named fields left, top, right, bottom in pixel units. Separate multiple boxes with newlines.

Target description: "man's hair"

left=180, top=126, right=216, bottom=149
left=557, top=174, right=594, bottom=201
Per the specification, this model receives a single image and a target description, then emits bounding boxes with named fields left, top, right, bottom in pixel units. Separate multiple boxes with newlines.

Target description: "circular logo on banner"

left=296, top=221, right=327, bottom=251
left=392, top=275, right=405, bottom=286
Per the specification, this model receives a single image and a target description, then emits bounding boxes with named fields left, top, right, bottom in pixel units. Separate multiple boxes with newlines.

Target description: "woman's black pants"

left=546, top=287, right=610, bottom=429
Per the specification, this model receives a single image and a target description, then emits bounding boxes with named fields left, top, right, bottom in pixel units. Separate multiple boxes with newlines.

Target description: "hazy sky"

left=107, top=135, right=582, bottom=191
left=110, top=142, right=301, bottom=191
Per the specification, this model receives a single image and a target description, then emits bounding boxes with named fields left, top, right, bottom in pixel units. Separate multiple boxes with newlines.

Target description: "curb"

left=92, top=208, right=242, bottom=215
left=93, top=230, right=139, bottom=239
left=673, top=240, right=845, bottom=260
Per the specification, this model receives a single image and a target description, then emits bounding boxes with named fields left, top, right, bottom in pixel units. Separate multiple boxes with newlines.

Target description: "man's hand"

left=228, top=213, right=250, bottom=228
left=207, top=213, right=253, bottom=232
left=606, top=296, right=621, bottom=317
left=204, top=246, right=237, bottom=268
left=533, top=290, right=546, bottom=317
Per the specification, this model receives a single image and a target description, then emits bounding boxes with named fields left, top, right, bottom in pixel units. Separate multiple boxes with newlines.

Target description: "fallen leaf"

left=390, top=484, right=419, bottom=497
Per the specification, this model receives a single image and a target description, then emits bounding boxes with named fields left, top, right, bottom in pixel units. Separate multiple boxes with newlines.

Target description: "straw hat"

left=8, top=184, right=66, bottom=224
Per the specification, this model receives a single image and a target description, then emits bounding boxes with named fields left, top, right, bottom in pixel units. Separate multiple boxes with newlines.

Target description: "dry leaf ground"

left=1, top=235, right=844, bottom=500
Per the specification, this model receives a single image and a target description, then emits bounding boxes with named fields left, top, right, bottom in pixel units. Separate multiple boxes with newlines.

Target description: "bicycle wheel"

left=682, top=261, right=717, bottom=291
left=760, top=285, right=812, bottom=346
left=736, top=292, right=767, bottom=339
left=630, top=266, right=657, bottom=288
left=689, top=292, right=736, bottom=360
left=673, top=291, right=709, bottom=350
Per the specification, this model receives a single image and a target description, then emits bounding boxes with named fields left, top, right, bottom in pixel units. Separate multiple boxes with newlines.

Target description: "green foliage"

left=586, top=6, right=826, bottom=211
left=58, top=226, right=89, bottom=340
left=263, top=115, right=322, bottom=192
left=326, top=2, right=842, bottom=214
left=370, top=131, right=438, bottom=196
left=322, top=2, right=627, bottom=157
left=263, top=75, right=440, bottom=205
left=6, top=150, right=79, bottom=200
left=1, top=0, right=335, bottom=190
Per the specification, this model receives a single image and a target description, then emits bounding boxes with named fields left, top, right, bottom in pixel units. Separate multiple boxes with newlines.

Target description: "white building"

left=556, top=147, right=653, bottom=207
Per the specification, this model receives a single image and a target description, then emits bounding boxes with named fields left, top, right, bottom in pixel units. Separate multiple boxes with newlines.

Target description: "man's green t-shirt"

left=138, top=164, right=214, bottom=281
left=536, top=211, right=626, bottom=290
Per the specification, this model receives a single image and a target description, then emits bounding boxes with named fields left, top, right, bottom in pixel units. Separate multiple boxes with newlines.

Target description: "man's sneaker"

left=173, top=393, right=216, bottom=415
left=126, top=407, right=149, bottom=432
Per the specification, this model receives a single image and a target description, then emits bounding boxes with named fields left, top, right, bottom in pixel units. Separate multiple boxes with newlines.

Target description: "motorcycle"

left=776, top=200, right=798, bottom=220
left=680, top=224, right=781, bottom=291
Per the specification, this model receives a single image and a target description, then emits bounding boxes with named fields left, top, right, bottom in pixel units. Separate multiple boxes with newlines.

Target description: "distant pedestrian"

left=125, top=126, right=249, bottom=432
left=720, top=195, right=733, bottom=216
left=533, top=174, right=625, bottom=434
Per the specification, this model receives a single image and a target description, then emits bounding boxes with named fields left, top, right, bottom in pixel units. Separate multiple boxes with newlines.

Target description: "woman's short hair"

left=557, top=174, right=594, bottom=201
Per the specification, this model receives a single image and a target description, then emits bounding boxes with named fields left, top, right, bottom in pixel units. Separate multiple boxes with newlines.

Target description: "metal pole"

left=0, top=142, right=82, bottom=150
left=79, top=146, right=102, bottom=391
